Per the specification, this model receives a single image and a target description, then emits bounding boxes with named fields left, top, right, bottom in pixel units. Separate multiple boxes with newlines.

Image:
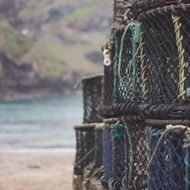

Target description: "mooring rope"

left=172, top=15, right=186, bottom=101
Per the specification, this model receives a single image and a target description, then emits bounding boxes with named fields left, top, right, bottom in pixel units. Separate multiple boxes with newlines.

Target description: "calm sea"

left=0, top=93, right=83, bottom=150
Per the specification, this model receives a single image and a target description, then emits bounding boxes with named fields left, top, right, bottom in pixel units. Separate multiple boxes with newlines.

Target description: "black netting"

left=83, top=75, right=103, bottom=123
left=74, top=127, right=95, bottom=176
left=139, top=10, right=179, bottom=103
left=133, top=3, right=190, bottom=103
left=123, top=119, right=148, bottom=190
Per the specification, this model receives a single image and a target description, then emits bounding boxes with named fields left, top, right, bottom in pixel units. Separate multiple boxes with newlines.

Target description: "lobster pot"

left=123, top=117, right=148, bottom=190
left=82, top=75, right=103, bottom=123
left=148, top=128, right=186, bottom=190
left=109, top=120, right=126, bottom=190
left=74, top=125, right=95, bottom=176
left=132, top=1, right=190, bottom=103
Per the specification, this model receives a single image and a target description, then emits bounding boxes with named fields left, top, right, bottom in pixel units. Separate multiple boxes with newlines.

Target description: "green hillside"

left=0, top=0, right=112, bottom=99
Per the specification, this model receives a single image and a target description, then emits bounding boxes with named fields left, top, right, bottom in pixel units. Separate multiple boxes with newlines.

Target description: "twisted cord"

left=140, top=32, right=148, bottom=99
left=172, top=15, right=186, bottom=101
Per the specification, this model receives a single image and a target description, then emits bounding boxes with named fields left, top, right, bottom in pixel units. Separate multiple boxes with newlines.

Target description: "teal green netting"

left=114, top=23, right=142, bottom=103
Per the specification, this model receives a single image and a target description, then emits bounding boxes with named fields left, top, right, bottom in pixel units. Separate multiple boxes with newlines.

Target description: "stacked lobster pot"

left=101, top=0, right=190, bottom=190
left=101, top=0, right=149, bottom=189
left=73, top=75, right=104, bottom=190
left=131, top=0, right=190, bottom=189
left=74, top=0, right=190, bottom=190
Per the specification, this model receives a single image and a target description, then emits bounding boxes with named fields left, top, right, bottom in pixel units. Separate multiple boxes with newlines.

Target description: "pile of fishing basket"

left=73, top=0, right=190, bottom=189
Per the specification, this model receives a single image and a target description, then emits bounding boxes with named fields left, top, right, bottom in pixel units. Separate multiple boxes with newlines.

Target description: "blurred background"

left=0, top=0, right=112, bottom=149
left=0, top=1, right=112, bottom=189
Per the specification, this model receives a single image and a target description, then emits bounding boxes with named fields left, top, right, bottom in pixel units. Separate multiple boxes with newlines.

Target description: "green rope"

left=115, top=22, right=142, bottom=101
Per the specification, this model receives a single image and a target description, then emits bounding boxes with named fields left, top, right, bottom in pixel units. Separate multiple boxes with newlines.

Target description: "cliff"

left=0, top=0, right=112, bottom=100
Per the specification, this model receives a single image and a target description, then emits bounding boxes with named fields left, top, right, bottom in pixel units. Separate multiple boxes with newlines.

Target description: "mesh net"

left=83, top=75, right=104, bottom=123
left=74, top=127, right=95, bottom=176
left=148, top=128, right=186, bottom=190
left=123, top=120, right=148, bottom=190
left=133, top=2, right=190, bottom=103
left=139, top=9, right=179, bottom=103
left=114, top=24, right=142, bottom=103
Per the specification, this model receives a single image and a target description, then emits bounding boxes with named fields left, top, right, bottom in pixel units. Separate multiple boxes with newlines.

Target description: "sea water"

left=0, top=93, right=83, bottom=150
